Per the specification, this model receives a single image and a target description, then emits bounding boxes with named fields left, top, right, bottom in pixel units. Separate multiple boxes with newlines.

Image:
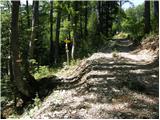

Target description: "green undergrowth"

left=33, top=59, right=82, bottom=79
left=33, top=66, right=60, bottom=79
left=113, top=32, right=130, bottom=39
left=1, top=75, right=15, bottom=106
left=8, top=93, right=42, bottom=119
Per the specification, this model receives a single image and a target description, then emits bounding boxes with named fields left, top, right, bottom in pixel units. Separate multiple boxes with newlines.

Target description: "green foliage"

left=33, top=93, right=42, bottom=108
left=121, top=4, right=145, bottom=40
left=108, top=40, right=116, bottom=48
left=60, top=19, right=72, bottom=41
left=88, top=11, right=97, bottom=34
left=33, top=66, right=58, bottom=79
left=1, top=2, right=11, bottom=78
left=1, top=75, right=14, bottom=102
left=112, top=23, right=119, bottom=33
left=29, top=59, right=38, bottom=65
left=8, top=112, right=20, bottom=119
left=113, top=32, right=130, bottom=39
left=87, top=11, right=99, bottom=48
left=70, top=59, right=80, bottom=66
left=29, top=59, right=38, bottom=74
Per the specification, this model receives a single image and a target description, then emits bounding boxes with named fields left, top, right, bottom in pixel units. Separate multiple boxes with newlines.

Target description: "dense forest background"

left=1, top=0, right=159, bottom=119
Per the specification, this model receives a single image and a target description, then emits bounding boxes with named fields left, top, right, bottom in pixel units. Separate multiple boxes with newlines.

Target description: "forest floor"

left=19, top=36, right=160, bottom=118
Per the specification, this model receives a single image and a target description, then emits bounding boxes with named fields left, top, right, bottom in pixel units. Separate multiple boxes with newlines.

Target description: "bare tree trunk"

left=11, top=1, right=32, bottom=97
left=54, top=4, right=61, bottom=64
left=144, top=1, right=151, bottom=34
left=50, top=0, right=54, bottom=65
left=29, top=1, right=39, bottom=59
left=71, top=37, right=75, bottom=60
left=71, top=2, right=78, bottom=60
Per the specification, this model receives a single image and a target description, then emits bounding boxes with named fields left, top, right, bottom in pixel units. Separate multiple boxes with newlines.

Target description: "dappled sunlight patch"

left=129, top=69, right=151, bottom=74
left=87, top=71, right=109, bottom=77
left=89, top=102, right=129, bottom=112
left=151, top=74, right=157, bottom=78
left=87, top=53, right=113, bottom=61
left=118, top=52, right=153, bottom=62
left=88, top=70, right=109, bottom=75
left=112, top=87, right=120, bottom=92
left=132, top=93, right=158, bottom=104
left=107, top=77, right=116, bottom=80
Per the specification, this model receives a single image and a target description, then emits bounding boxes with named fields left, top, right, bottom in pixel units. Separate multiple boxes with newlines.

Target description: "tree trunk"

left=50, top=0, right=54, bottom=65
left=71, top=36, right=75, bottom=60
left=71, top=2, right=78, bottom=60
left=144, top=1, right=151, bottom=34
left=23, top=0, right=30, bottom=74
left=80, top=2, right=83, bottom=39
left=105, top=1, right=109, bottom=36
left=84, top=1, right=88, bottom=37
left=97, top=1, right=102, bottom=34
left=29, top=1, right=39, bottom=59
left=68, top=2, right=71, bottom=40
left=80, top=14, right=83, bottom=39
left=26, top=0, right=30, bottom=27
left=154, top=1, right=159, bottom=21
left=54, top=4, right=61, bottom=64
left=120, top=0, right=122, bottom=8
left=10, top=1, right=33, bottom=97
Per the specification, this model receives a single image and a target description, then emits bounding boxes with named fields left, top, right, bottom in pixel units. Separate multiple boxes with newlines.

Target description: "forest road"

left=22, top=38, right=159, bottom=119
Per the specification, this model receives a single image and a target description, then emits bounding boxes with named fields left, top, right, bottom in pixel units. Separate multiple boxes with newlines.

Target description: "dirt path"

left=21, top=39, right=159, bottom=119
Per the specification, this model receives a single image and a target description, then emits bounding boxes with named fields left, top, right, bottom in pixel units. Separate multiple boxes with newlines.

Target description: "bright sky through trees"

left=122, top=0, right=144, bottom=9
left=20, top=0, right=144, bottom=9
